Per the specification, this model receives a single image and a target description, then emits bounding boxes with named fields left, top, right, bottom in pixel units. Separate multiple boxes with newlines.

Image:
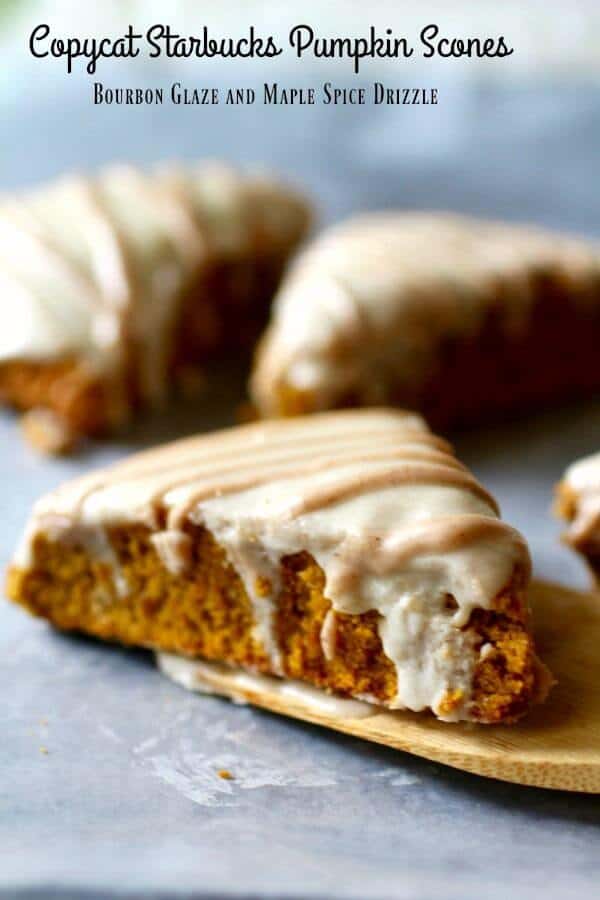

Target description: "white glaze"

left=561, top=452, right=600, bottom=543
left=150, top=531, right=193, bottom=577
left=15, top=409, right=531, bottom=722
left=156, top=653, right=378, bottom=720
left=564, top=452, right=600, bottom=494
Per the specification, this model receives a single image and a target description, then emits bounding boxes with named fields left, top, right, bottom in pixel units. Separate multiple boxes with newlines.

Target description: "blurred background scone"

left=0, top=162, right=310, bottom=451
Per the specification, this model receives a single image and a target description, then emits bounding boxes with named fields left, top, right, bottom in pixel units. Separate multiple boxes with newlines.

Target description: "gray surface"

left=3, top=64, right=600, bottom=898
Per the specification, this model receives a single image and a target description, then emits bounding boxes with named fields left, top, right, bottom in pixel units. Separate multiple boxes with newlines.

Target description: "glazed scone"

left=0, top=161, right=310, bottom=451
left=251, top=212, right=600, bottom=428
left=556, top=452, right=600, bottom=581
left=6, top=409, right=550, bottom=723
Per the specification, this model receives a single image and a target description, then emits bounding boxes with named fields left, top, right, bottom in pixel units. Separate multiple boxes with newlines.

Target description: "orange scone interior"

left=251, top=213, right=600, bottom=429
left=0, top=358, right=114, bottom=436
left=6, top=409, right=550, bottom=723
left=0, top=162, right=310, bottom=449
left=9, top=526, right=540, bottom=724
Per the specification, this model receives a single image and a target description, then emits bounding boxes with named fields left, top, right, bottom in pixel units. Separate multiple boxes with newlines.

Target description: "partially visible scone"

left=556, top=452, right=600, bottom=582
left=0, top=161, right=311, bottom=451
left=7, top=408, right=551, bottom=723
left=251, top=212, right=600, bottom=428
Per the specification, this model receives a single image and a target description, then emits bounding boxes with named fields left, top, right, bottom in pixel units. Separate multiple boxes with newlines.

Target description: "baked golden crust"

left=555, top=482, right=578, bottom=525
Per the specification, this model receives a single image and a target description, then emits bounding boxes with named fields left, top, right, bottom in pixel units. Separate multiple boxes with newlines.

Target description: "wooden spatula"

left=160, top=580, right=600, bottom=793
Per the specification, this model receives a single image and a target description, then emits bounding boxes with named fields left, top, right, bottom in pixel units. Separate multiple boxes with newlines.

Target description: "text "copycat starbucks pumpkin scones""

left=0, top=161, right=310, bottom=452
left=251, top=212, right=600, bottom=427
left=7, top=409, right=550, bottom=723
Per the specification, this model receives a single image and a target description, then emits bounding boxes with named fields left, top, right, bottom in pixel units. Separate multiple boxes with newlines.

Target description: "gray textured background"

left=2, top=52, right=600, bottom=899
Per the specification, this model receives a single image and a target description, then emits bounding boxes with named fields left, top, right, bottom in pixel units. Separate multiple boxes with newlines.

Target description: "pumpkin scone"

left=251, top=212, right=600, bottom=428
left=7, top=408, right=550, bottom=723
left=556, top=452, right=600, bottom=582
left=0, top=161, right=310, bottom=451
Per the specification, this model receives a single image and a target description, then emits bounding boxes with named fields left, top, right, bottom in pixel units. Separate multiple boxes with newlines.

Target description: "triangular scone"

left=251, top=212, right=600, bottom=427
left=7, top=409, right=550, bottom=723
left=556, top=453, right=600, bottom=582
left=0, top=162, right=310, bottom=452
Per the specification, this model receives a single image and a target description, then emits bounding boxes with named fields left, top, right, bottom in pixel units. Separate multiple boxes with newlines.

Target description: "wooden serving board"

left=169, top=580, right=600, bottom=793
